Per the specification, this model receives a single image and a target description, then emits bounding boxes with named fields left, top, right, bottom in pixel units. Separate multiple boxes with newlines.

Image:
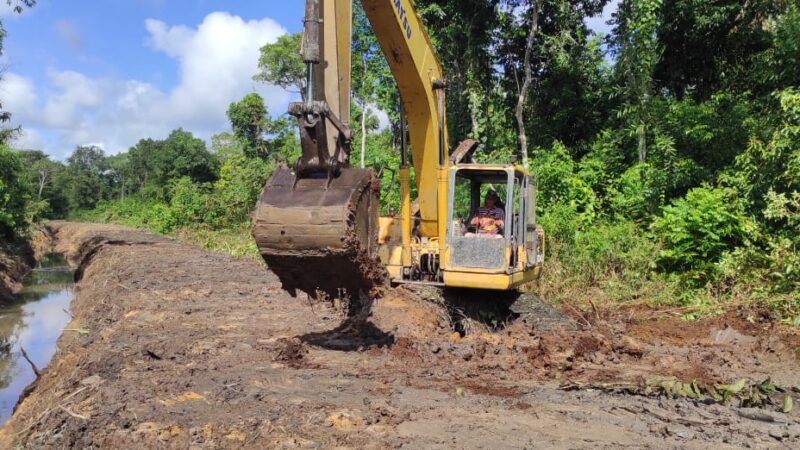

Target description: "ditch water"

left=0, top=253, right=74, bottom=425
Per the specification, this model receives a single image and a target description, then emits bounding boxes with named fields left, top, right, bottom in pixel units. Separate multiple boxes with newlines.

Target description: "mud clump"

left=273, top=338, right=308, bottom=366
left=573, top=334, right=612, bottom=358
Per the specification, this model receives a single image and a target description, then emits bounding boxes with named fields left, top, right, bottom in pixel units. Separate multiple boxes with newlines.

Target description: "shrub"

left=207, top=153, right=271, bottom=228
left=651, top=186, right=749, bottom=280
left=142, top=203, right=178, bottom=234
left=170, top=177, right=212, bottom=227
left=607, top=163, right=656, bottom=223
left=532, top=142, right=598, bottom=244
left=566, top=220, right=659, bottom=286
left=538, top=202, right=582, bottom=246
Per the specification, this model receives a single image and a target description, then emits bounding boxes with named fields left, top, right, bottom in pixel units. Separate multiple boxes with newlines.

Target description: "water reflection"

left=0, top=254, right=74, bottom=425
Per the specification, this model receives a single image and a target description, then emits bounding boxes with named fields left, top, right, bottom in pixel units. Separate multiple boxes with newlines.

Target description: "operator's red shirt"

left=474, top=206, right=505, bottom=234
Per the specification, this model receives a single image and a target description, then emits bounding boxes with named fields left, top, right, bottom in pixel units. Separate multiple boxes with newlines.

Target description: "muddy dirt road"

left=1, top=222, right=799, bottom=448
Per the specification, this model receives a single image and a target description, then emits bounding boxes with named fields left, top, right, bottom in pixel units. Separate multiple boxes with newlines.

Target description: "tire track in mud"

left=1, top=222, right=799, bottom=448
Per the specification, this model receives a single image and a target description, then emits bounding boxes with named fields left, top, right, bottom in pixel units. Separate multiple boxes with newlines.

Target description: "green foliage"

left=254, top=33, right=305, bottom=96
left=207, top=151, right=271, bottom=227
left=660, top=93, right=757, bottom=174
left=78, top=198, right=177, bottom=234
left=8, top=0, right=800, bottom=320
left=611, top=0, right=663, bottom=163
left=169, top=177, right=211, bottom=228
left=64, top=146, right=107, bottom=211
left=128, top=129, right=218, bottom=200
left=655, top=0, right=787, bottom=99
left=0, top=146, right=28, bottom=236
left=726, top=89, right=800, bottom=215
left=227, top=93, right=269, bottom=158
left=651, top=187, right=749, bottom=281
left=531, top=142, right=597, bottom=239
left=607, top=163, right=657, bottom=223
left=718, top=190, right=800, bottom=303
left=363, top=130, right=401, bottom=214
left=566, top=221, right=659, bottom=288
left=176, top=225, right=259, bottom=259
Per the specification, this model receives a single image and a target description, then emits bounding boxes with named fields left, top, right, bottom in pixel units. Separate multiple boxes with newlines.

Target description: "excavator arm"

left=252, top=0, right=448, bottom=298
left=362, top=0, right=448, bottom=238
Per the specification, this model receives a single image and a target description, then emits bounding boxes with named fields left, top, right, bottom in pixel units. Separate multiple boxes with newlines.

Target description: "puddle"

left=0, top=253, right=74, bottom=425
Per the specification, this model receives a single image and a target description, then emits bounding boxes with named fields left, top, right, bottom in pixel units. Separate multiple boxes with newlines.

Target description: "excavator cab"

left=378, top=162, right=543, bottom=290
left=441, top=164, right=544, bottom=290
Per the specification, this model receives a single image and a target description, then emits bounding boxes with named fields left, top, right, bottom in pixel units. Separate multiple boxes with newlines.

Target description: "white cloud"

left=2, top=11, right=291, bottom=159
left=13, top=128, right=44, bottom=150
left=0, top=72, right=37, bottom=118
left=145, top=12, right=288, bottom=130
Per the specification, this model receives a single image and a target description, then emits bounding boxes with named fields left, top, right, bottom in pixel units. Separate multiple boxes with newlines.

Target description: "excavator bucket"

left=252, top=166, right=385, bottom=299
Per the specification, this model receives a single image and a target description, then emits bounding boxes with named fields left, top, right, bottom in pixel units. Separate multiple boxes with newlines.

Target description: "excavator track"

left=252, top=167, right=386, bottom=299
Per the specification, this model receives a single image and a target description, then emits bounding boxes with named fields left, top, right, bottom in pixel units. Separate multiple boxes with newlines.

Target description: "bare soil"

left=1, top=222, right=799, bottom=448
left=0, top=236, right=34, bottom=302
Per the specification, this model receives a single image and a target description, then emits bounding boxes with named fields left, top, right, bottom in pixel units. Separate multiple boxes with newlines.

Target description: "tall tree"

left=254, top=33, right=307, bottom=100
left=654, top=0, right=785, bottom=100
left=105, top=153, right=133, bottom=201
left=416, top=0, right=501, bottom=147
left=352, top=3, right=383, bottom=168
left=128, top=130, right=219, bottom=200
left=611, top=0, right=663, bottom=162
left=65, top=145, right=107, bottom=210
left=497, top=0, right=609, bottom=159
left=227, top=93, right=269, bottom=159
left=514, top=1, right=541, bottom=168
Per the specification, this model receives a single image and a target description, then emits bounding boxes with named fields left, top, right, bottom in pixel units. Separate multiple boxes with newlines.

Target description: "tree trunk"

left=515, top=1, right=540, bottom=169
left=470, top=90, right=480, bottom=139
left=637, top=123, right=647, bottom=163
left=360, top=102, right=367, bottom=169
left=37, top=171, right=48, bottom=200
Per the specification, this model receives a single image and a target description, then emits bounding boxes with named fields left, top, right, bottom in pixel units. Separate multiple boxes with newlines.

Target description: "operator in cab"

left=468, top=190, right=505, bottom=237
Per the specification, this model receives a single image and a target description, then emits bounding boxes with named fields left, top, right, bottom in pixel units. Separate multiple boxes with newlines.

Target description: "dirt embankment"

left=0, top=233, right=36, bottom=301
left=1, top=222, right=799, bottom=448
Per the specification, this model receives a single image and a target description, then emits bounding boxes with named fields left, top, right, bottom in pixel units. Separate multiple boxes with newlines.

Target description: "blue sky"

left=0, top=1, right=615, bottom=159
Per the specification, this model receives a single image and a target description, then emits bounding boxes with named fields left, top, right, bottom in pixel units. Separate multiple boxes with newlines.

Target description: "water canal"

left=0, top=254, right=74, bottom=425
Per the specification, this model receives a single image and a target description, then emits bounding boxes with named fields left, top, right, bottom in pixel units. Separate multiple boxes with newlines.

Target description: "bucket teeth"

left=252, top=167, right=385, bottom=298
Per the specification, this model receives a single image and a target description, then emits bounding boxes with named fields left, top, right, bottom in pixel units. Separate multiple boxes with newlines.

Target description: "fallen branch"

left=16, top=385, right=91, bottom=436
left=737, top=408, right=787, bottom=424
left=58, top=405, right=88, bottom=420
left=19, top=347, right=40, bottom=377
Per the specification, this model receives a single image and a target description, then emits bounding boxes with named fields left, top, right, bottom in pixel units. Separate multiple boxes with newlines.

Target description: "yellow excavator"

left=252, top=0, right=544, bottom=300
